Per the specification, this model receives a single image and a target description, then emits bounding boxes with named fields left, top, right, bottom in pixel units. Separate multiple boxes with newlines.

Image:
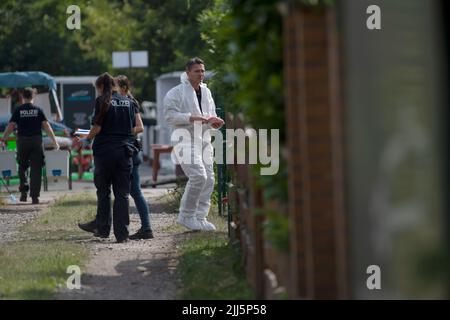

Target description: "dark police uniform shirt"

left=9, top=103, right=47, bottom=137
left=91, top=91, right=137, bottom=157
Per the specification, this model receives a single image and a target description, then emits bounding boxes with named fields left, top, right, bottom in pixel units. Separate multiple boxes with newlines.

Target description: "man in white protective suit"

left=164, top=57, right=225, bottom=231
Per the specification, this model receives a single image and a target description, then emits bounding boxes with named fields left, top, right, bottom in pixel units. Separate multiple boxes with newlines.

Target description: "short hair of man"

left=22, top=87, right=37, bottom=100
left=186, top=57, right=205, bottom=71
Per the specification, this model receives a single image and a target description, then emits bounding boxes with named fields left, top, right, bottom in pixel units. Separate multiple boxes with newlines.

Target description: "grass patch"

left=149, top=188, right=183, bottom=215
left=0, top=193, right=96, bottom=299
left=176, top=214, right=253, bottom=299
left=161, top=185, right=252, bottom=299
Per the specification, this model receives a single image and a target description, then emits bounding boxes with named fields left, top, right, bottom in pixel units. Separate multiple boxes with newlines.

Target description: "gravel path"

left=0, top=190, right=73, bottom=243
left=1, top=178, right=183, bottom=300
left=56, top=189, right=183, bottom=300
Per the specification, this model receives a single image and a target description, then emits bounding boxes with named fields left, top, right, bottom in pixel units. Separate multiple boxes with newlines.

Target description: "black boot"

left=20, top=192, right=27, bottom=202
left=78, top=220, right=97, bottom=234
left=129, top=229, right=154, bottom=240
left=93, top=230, right=109, bottom=238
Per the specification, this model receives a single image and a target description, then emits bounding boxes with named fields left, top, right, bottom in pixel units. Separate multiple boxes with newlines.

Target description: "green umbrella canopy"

left=0, top=71, right=57, bottom=91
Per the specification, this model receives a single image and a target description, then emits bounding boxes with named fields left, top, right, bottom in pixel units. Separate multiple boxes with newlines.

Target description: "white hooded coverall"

left=163, top=73, right=217, bottom=222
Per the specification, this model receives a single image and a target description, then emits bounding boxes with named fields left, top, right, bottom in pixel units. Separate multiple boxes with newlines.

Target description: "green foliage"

left=297, top=0, right=335, bottom=6
left=256, top=208, right=290, bottom=252
left=199, top=0, right=289, bottom=250
left=122, top=0, right=216, bottom=99
left=200, top=0, right=285, bottom=137
left=72, top=0, right=137, bottom=67
left=228, top=1, right=284, bottom=135
left=0, top=0, right=102, bottom=74
left=0, top=0, right=216, bottom=101
left=211, top=163, right=220, bottom=207
left=198, top=0, right=238, bottom=119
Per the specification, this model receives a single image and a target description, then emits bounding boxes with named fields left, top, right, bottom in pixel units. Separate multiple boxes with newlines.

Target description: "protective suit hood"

left=180, top=72, right=189, bottom=84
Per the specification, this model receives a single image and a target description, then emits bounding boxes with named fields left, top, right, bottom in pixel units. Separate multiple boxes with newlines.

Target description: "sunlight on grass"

left=0, top=193, right=96, bottom=299
left=158, top=184, right=252, bottom=299
left=176, top=213, right=253, bottom=299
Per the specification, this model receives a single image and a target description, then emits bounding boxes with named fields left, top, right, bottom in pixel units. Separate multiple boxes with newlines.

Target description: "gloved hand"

left=207, top=116, right=225, bottom=129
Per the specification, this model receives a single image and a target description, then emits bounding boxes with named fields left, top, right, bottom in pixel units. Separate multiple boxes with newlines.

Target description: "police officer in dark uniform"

left=1, top=87, right=59, bottom=204
left=77, top=73, right=138, bottom=243
left=116, top=75, right=154, bottom=240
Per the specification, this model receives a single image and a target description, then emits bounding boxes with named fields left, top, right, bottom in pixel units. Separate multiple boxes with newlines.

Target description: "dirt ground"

left=58, top=189, right=178, bottom=300
left=0, top=190, right=69, bottom=243
left=1, top=175, right=185, bottom=300
left=57, top=189, right=182, bottom=300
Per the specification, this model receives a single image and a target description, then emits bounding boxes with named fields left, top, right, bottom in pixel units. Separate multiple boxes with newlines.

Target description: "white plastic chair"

left=0, top=96, right=11, bottom=116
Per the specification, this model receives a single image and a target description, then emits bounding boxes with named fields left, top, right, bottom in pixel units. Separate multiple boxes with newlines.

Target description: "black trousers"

left=94, top=147, right=133, bottom=240
left=16, top=136, right=44, bottom=198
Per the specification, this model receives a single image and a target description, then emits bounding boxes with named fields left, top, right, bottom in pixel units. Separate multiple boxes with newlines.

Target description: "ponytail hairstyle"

left=116, top=75, right=141, bottom=111
left=94, top=72, right=116, bottom=125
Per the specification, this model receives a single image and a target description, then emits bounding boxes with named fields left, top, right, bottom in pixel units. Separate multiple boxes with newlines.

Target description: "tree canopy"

left=0, top=0, right=215, bottom=100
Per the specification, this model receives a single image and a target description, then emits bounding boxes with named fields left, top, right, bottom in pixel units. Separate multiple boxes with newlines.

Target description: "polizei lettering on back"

left=20, top=110, right=39, bottom=117
left=111, top=100, right=131, bottom=107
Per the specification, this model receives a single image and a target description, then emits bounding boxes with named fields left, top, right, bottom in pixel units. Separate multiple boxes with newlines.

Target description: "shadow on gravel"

left=58, top=255, right=179, bottom=300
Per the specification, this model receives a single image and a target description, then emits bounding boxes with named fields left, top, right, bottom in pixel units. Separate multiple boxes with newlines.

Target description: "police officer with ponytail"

left=116, top=75, right=154, bottom=240
left=78, top=73, right=138, bottom=243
